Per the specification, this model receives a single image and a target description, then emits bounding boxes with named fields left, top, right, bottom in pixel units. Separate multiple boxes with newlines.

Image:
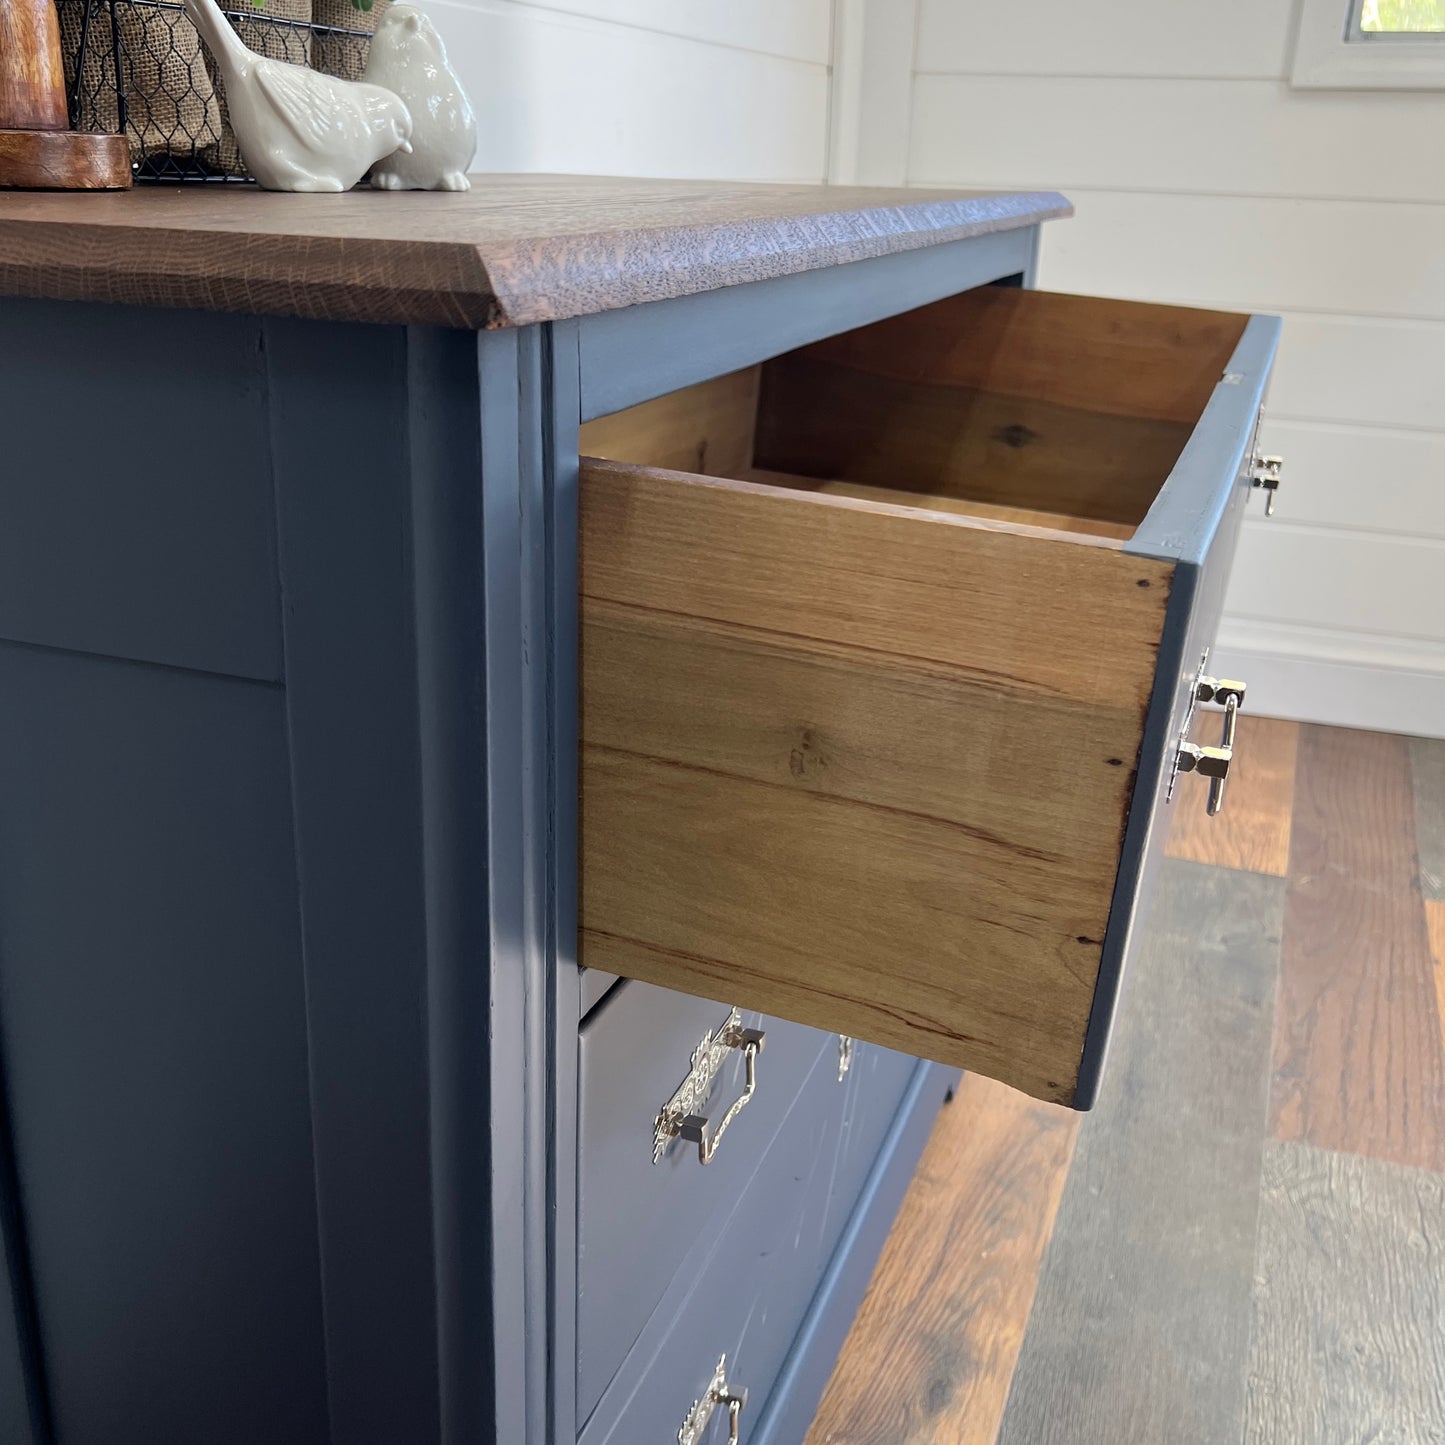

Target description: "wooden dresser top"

left=0, top=175, right=1071, bottom=329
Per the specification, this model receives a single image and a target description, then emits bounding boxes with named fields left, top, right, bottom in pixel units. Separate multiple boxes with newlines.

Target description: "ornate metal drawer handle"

left=677, top=1355, right=747, bottom=1445
left=654, top=1008, right=767, bottom=1166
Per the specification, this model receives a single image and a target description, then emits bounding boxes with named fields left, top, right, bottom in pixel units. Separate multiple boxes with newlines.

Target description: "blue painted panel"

left=0, top=1013, right=43, bottom=1445
left=750, top=1062, right=956, bottom=1445
left=823, top=1040, right=918, bottom=1251
left=579, top=1043, right=843, bottom=1445
left=0, top=1219, right=37, bottom=1445
left=547, top=319, right=587, bottom=1445
left=577, top=981, right=832, bottom=1422
left=267, top=318, right=447, bottom=1445
left=0, top=300, right=281, bottom=680
left=1079, top=314, right=1282, bottom=1109
left=580, top=1041, right=927, bottom=1445
left=0, top=643, right=326, bottom=1445
left=578, top=228, right=1034, bottom=420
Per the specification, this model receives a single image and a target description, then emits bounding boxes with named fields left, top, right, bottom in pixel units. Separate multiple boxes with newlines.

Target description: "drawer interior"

left=580, top=286, right=1248, bottom=541
left=577, top=287, right=1251, bottom=1106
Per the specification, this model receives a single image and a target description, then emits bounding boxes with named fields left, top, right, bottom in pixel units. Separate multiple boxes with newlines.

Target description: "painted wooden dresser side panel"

left=0, top=298, right=281, bottom=680
left=0, top=645, right=326, bottom=1445
left=0, top=1084, right=40, bottom=1445
left=269, top=317, right=571, bottom=1445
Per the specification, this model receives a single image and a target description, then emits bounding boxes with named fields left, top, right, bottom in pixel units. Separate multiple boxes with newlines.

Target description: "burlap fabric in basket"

left=312, top=0, right=388, bottom=81
left=201, top=0, right=314, bottom=176
left=59, top=0, right=224, bottom=162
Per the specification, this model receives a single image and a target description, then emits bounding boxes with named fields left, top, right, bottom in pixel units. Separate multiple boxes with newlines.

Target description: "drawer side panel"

left=580, top=462, right=1174, bottom=1103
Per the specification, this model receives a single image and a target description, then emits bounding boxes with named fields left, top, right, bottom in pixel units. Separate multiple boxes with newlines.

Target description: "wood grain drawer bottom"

left=578, top=1037, right=917, bottom=1444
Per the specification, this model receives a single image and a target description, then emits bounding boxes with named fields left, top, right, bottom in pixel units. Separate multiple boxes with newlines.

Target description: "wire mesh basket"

left=57, top=0, right=387, bottom=181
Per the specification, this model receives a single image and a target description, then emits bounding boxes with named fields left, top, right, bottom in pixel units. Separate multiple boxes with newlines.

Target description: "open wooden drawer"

left=578, top=286, right=1280, bottom=1109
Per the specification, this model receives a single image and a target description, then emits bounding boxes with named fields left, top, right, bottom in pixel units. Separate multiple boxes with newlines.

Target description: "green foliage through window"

left=1359, top=0, right=1445, bottom=32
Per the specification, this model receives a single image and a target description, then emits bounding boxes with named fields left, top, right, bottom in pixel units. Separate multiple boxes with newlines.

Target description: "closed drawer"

left=815, top=1038, right=919, bottom=1257
left=578, top=286, right=1280, bottom=1109
left=581, top=1038, right=921, bottom=1445
left=576, top=980, right=833, bottom=1424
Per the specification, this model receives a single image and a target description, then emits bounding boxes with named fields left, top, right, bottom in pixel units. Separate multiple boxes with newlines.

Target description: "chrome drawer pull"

left=678, top=1355, right=748, bottom=1445
left=1250, top=453, right=1283, bottom=516
left=1177, top=694, right=1240, bottom=816
left=1195, top=675, right=1246, bottom=709
left=1170, top=652, right=1247, bottom=816
left=837, top=1034, right=853, bottom=1081
left=654, top=1008, right=767, bottom=1166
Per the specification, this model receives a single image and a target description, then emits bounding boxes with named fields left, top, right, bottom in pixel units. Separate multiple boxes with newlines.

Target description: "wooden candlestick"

left=0, top=0, right=130, bottom=188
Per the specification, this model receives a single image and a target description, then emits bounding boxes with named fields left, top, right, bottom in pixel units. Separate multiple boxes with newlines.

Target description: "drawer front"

left=580, top=1041, right=856, bottom=1445
left=1077, top=341, right=1279, bottom=1107
left=816, top=1039, right=918, bottom=1255
left=577, top=980, right=834, bottom=1422
left=0, top=300, right=281, bottom=680
left=579, top=289, right=1280, bottom=1109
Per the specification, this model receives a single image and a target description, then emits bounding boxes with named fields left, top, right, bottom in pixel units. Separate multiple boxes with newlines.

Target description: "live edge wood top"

left=0, top=174, right=1071, bottom=328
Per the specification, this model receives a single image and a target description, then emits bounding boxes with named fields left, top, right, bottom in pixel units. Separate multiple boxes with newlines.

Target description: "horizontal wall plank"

left=1218, top=617, right=1445, bottom=677
left=1256, top=418, right=1445, bottom=541
left=914, top=0, right=1294, bottom=80
left=1266, top=313, right=1445, bottom=433
left=1225, top=524, right=1445, bottom=643
left=910, top=77, right=1445, bottom=205
left=905, top=31, right=1445, bottom=739
left=499, top=0, right=832, bottom=65
left=1036, top=190, right=1445, bottom=324
left=434, top=0, right=828, bottom=180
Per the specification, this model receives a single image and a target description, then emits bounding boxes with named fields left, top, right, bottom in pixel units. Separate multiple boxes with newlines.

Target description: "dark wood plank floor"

left=1244, top=1141, right=1445, bottom=1445
left=806, top=720, right=1445, bottom=1445
left=1168, top=715, right=1299, bottom=879
left=997, top=862, right=1283, bottom=1445
left=1270, top=727, right=1445, bottom=1172
left=804, top=1075, right=1078, bottom=1445
left=1412, top=739, right=1445, bottom=901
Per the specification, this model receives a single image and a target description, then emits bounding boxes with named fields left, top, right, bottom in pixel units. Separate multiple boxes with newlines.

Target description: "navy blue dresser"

left=0, top=177, right=1276, bottom=1445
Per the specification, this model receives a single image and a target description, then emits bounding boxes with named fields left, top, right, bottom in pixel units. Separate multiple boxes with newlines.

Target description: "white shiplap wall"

left=905, top=0, right=1445, bottom=737
left=429, top=0, right=832, bottom=181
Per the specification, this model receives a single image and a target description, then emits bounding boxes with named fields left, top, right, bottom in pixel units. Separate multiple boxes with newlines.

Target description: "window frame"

left=1292, top=0, right=1445, bottom=87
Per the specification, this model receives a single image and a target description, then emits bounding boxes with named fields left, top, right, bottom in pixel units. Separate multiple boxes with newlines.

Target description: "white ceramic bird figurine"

left=363, top=5, right=476, bottom=191
left=184, top=0, right=413, bottom=191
